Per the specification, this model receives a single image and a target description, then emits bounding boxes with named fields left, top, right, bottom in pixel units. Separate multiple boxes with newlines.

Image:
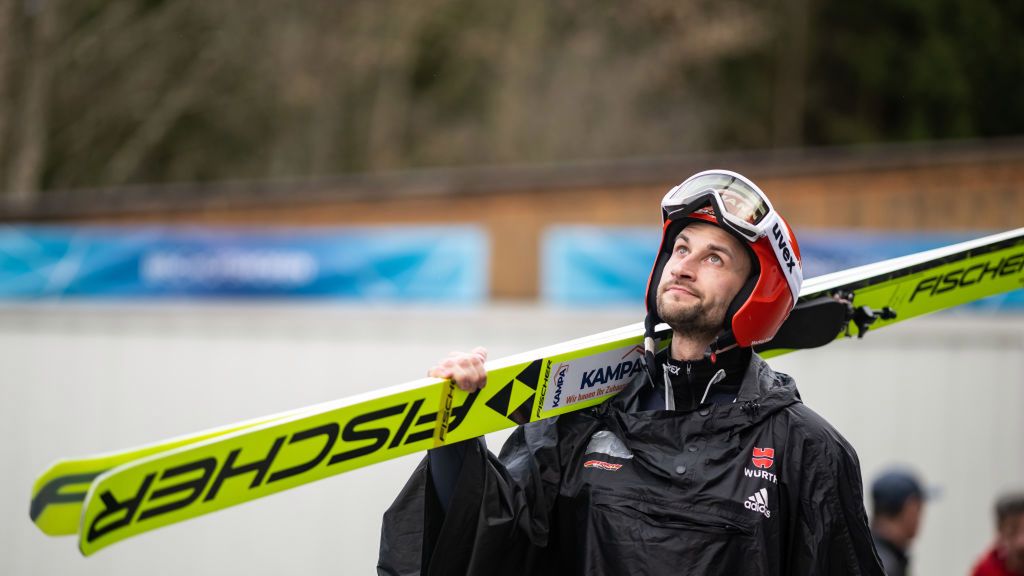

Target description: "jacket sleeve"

left=377, top=418, right=566, bottom=576
left=785, top=408, right=886, bottom=575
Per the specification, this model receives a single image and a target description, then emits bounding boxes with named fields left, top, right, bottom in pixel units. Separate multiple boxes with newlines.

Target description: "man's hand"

left=428, top=347, right=488, bottom=392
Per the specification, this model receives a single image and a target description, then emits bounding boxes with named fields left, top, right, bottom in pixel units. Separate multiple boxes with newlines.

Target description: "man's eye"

left=707, top=254, right=723, bottom=265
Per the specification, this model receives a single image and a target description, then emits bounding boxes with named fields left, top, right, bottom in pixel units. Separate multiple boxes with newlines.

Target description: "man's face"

left=999, top=512, right=1024, bottom=572
left=656, top=222, right=752, bottom=340
left=898, top=497, right=924, bottom=541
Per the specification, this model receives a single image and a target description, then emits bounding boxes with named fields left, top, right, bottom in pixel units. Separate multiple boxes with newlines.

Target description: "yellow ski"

left=28, top=227, right=1024, bottom=555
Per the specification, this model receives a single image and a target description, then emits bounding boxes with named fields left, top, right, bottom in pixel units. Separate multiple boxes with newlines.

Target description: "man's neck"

left=1003, top=547, right=1024, bottom=574
left=670, top=332, right=715, bottom=361
left=872, top=519, right=911, bottom=550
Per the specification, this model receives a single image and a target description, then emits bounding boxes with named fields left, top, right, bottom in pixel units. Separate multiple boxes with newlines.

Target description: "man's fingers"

left=427, top=365, right=453, bottom=379
left=430, top=348, right=488, bottom=392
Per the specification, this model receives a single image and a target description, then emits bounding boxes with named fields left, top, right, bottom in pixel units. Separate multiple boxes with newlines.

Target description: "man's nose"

left=668, top=254, right=698, bottom=279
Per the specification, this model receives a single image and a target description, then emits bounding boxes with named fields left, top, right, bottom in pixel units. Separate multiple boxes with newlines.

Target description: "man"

left=378, top=170, right=885, bottom=575
left=869, top=469, right=930, bottom=576
left=972, top=492, right=1024, bottom=576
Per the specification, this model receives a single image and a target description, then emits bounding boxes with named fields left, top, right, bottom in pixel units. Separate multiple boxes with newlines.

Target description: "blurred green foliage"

left=806, top=0, right=1024, bottom=144
left=0, top=0, right=1021, bottom=200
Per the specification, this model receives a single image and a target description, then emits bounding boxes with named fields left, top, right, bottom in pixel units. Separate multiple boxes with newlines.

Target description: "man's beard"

left=656, top=293, right=726, bottom=342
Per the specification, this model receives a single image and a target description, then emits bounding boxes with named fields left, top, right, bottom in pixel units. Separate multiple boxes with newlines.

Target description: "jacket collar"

left=605, top=350, right=800, bottom=429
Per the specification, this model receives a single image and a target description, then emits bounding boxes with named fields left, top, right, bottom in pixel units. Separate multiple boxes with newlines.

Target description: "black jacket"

left=378, top=353, right=885, bottom=575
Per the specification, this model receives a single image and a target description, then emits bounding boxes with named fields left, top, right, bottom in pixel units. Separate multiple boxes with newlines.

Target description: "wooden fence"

left=4, top=139, right=1022, bottom=299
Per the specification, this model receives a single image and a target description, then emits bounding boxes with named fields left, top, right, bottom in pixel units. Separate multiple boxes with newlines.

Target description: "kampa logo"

left=580, top=348, right=643, bottom=390
left=771, top=222, right=798, bottom=274
left=744, top=488, right=772, bottom=518
left=552, top=364, right=569, bottom=408
left=751, top=447, right=774, bottom=469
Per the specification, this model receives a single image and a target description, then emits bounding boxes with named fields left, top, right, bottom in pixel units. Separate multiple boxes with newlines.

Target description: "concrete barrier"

left=1, top=302, right=1020, bottom=575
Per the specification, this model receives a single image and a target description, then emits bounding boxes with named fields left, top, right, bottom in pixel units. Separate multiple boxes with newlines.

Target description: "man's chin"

left=658, top=302, right=726, bottom=337
left=657, top=303, right=701, bottom=327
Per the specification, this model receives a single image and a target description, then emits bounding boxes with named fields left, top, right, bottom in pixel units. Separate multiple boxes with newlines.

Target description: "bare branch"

left=0, top=0, right=14, bottom=182
left=7, top=0, right=59, bottom=205
left=105, top=45, right=223, bottom=185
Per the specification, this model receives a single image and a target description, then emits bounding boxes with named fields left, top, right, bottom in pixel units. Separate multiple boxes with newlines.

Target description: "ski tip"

left=77, top=535, right=91, bottom=557
left=30, top=459, right=103, bottom=537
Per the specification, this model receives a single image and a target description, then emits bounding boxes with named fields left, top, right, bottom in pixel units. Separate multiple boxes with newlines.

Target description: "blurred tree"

left=4, top=0, right=776, bottom=196
left=7, top=0, right=58, bottom=205
left=0, top=0, right=1022, bottom=203
left=0, top=0, right=12, bottom=184
left=402, top=0, right=771, bottom=165
left=804, top=0, right=1024, bottom=144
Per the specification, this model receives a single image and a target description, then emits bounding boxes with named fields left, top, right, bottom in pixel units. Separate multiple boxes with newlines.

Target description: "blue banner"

left=542, top=227, right=655, bottom=306
left=0, top=225, right=488, bottom=301
left=542, top=226, right=1023, bottom=310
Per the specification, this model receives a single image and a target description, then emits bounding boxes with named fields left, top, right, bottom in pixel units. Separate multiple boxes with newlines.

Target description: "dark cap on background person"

left=871, top=469, right=934, bottom=517
left=995, top=491, right=1024, bottom=526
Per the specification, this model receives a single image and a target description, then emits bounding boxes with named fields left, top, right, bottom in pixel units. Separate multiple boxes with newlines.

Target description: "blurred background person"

left=871, top=468, right=932, bottom=576
left=972, top=492, right=1024, bottom=576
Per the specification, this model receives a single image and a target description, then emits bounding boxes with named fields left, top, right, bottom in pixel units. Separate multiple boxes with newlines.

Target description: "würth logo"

left=744, top=488, right=772, bottom=518
left=751, top=447, right=774, bottom=469
left=583, top=460, right=623, bottom=471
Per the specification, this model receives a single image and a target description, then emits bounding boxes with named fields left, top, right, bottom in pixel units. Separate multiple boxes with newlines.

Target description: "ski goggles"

left=661, top=169, right=776, bottom=242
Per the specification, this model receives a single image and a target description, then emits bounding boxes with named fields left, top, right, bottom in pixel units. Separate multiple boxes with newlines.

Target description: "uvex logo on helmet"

left=772, top=223, right=797, bottom=275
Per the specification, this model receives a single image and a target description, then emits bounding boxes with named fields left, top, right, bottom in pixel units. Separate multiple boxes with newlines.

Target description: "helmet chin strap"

left=642, top=314, right=661, bottom=391
left=642, top=311, right=739, bottom=390
left=708, top=330, right=739, bottom=363
left=642, top=318, right=738, bottom=410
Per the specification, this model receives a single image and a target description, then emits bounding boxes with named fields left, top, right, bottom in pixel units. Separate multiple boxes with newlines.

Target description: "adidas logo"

left=743, top=488, right=772, bottom=518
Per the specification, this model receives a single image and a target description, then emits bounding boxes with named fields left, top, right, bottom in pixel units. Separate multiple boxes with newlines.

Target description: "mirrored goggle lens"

left=663, top=173, right=770, bottom=226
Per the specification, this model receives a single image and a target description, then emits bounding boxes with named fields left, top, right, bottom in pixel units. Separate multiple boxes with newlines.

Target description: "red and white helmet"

left=644, top=169, right=803, bottom=349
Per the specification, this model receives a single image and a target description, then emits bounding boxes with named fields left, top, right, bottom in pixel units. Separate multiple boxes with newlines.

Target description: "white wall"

left=1, top=302, right=1021, bottom=575
left=769, top=315, right=1024, bottom=575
